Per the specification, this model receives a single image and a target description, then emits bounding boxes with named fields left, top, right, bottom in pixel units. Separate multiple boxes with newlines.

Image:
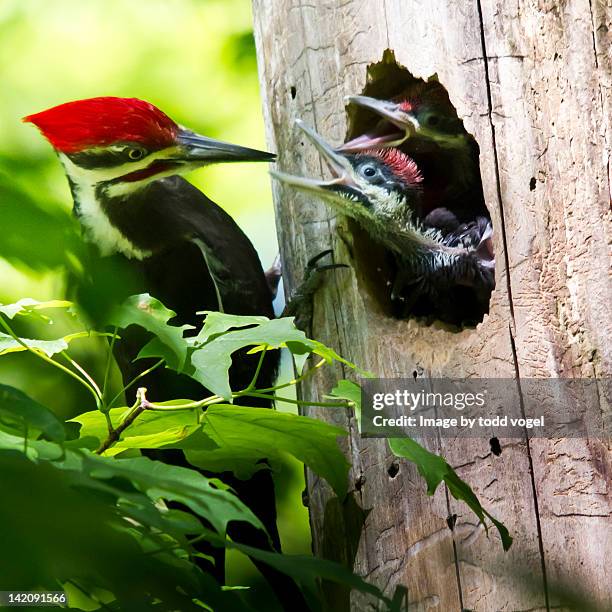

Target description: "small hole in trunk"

left=387, top=461, right=400, bottom=478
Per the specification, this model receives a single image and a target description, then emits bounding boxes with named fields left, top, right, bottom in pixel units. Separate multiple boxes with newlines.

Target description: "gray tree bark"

left=252, top=1, right=611, bottom=610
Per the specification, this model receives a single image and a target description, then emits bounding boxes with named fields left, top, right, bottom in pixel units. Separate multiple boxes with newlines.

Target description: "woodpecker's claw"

left=306, top=248, right=334, bottom=268
left=283, top=250, right=348, bottom=332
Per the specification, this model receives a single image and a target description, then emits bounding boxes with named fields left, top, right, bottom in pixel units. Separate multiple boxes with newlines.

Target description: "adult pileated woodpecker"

left=341, top=81, right=489, bottom=232
left=24, top=97, right=307, bottom=609
left=272, top=121, right=494, bottom=324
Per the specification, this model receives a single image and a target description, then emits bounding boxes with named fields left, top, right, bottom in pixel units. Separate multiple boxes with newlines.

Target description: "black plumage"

left=73, top=177, right=306, bottom=610
left=25, top=95, right=306, bottom=607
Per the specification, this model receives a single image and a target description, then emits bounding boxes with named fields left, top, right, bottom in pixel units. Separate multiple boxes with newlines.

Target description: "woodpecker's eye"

left=127, top=147, right=146, bottom=161
left=359, top=163, right=379, bottom=180
left=426, top=114, right=440, bottom=127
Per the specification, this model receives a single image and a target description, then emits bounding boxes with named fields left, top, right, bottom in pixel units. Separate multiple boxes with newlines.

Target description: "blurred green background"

left=0, top=0, right=309, bottom=602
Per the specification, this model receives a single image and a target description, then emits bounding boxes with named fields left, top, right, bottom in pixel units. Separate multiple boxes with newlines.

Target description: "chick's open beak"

left=338, top=95, right=417, bottom=153
left=270, top=119, right=356, bottom=193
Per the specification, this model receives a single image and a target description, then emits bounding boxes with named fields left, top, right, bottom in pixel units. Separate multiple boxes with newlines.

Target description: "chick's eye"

left=127, top=147, right=146, bottom=161
left=360, top=164, right=377, bottom=178
left=426, top=114, right=440, bottom=127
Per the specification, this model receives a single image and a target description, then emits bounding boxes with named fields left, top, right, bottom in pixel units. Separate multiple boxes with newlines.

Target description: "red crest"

left=365, top=148, right=423, bottom=186
left=396, top=81, right=453, bottom=115
left=23, top=97, right=178, bottom=153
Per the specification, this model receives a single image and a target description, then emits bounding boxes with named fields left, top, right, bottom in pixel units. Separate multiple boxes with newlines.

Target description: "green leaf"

left=310, top=340, right=373, bottom=377
left=185, top=438, right=271, bottom=480
left=0, top=430, right=65, bottom=461
left=192, top=405, right=350, bottom=498
left=0, top=332, right=68, bottom=357
left=188, top=317, right=310, bottom=399
left=328, top=379, right=361, bottom=424
left=82, top=454, right=266, bottom=538
left=136, top=336, right=177, bottom=367
left=108, top=294, right=192, bottom=370
left=70, top=403, right=200, bottom=456
left=0, top=384, right=65, bottom=442
left=231, top=543, right=389, bottom=610
left=0, top=330, right=109, bottom=358
left=194, top=311, right=270, bottom=344
left=202, top=528, right=393, bottom=610
left=0, top=429, right=264, bottom=542
left=0, top=448, right=247, bottom=611
left=0, top=298, right=72, bottom=320
left=388, top=438, right=512, bottom=551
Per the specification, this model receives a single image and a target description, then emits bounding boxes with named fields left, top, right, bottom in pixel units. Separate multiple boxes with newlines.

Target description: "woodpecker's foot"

left=283, top=250, right=348, bottom=331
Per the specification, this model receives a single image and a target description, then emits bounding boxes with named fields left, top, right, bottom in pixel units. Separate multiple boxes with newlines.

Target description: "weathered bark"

left=252, top=1, right=611, bottom=610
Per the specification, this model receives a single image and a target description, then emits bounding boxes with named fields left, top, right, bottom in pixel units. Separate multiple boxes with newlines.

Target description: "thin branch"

left=145, top=394, right=225, bottom=411
left=96, top=387, right=150, bottom=455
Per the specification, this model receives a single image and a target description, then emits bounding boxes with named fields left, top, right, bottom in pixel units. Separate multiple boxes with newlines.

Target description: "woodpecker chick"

left=272, top=121, right=494, bottom=320
left=342, top=81, right=467, bottom=155
left=342, top=81, right=486, bottom=224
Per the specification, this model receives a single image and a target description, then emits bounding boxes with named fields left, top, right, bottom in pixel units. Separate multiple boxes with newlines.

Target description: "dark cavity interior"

left=344, top=50, right=494, bottom=330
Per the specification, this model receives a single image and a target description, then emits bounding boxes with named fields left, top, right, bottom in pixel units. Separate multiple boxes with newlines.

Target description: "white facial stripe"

left=71, top=181, right=152, bottom=259
left=60, top=147, right=189, bottom=203
left=59, top=153, right=152, bottom=259
left=59, top=146, right=182, bottom=184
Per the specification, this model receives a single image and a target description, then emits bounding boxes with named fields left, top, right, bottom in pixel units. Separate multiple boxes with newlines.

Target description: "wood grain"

left=252, top=0, right=611, bottom=609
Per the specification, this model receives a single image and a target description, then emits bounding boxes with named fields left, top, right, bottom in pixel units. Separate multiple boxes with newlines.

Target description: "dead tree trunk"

left=253, top=1, right=611, bottom=610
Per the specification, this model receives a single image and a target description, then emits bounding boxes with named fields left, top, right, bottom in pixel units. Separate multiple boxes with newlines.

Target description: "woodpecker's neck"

left=61, top=153, right=159, bottom=260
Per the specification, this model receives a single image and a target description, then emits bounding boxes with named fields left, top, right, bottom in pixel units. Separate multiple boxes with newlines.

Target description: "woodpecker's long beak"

left=175, top=129, right=275, bottom=163
left=338, top=95, right=417, bottom=153
left=271, top=119, right=357, bottom=195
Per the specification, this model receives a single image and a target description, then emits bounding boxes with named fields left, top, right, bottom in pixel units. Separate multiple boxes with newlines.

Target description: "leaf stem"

left=146, top=403, right=201, bottom=411
left=0, top=315, right=101, bottom=407
left=101, top=327, right=118, bottom=403
left=244, top=345, right=268, bottom=391
left=236, top=390, right=348, bottom=409
left=107, top=359, right=165, bottom=408
left=254, top=357, right=326, bottom=394
left=60, top=351, right=103, bottom=402
left=143, top=394, right=224, bottom=411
